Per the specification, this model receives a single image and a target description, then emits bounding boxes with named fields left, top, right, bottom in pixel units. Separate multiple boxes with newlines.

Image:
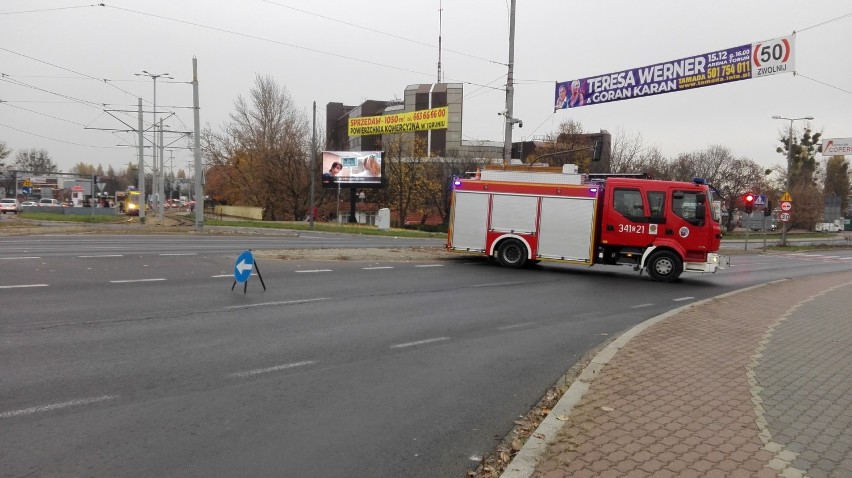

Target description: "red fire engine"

left=447, top=165, right=728, bottom=282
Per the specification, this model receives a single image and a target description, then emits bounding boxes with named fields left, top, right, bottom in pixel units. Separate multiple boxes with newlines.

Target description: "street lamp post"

left=135, top=70, right=173, bottom=221
left=771, top=115, right=813, bottom=246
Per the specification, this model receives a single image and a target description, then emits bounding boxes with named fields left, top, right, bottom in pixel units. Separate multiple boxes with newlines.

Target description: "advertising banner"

left=348, top=107, right=448, bottom=136
left=822, top=138, right=852, bottom=156
left=321, top=151, right=384, bottom=189
left=555, top=35, right=794, bottom=110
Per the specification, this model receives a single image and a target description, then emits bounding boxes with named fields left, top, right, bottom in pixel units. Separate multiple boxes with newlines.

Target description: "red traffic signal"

left=743, top=193, right=755, bottom=214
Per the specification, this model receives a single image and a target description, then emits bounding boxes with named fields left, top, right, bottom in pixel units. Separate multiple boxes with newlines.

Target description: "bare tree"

left=609, top=128, right=648, bottom=173
left=13, top=148, right=59, bottom=174
left=203, top=75, right=311, bottom=220
left=371, top=135, right=431, bottom=227
left=715, top=158, right=767, bottom=232
left=775, top=125, right=823, bottom=230
left=0, top=141, right=11, bottom=170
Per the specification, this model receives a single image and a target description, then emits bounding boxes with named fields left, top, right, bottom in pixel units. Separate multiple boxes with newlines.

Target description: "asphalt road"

left=2, top=234, right=850, bottom=477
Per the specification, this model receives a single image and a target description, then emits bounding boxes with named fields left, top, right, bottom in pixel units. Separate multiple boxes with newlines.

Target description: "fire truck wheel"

left=497, top=239, right=528, bottom=268
left=647, top=250, right=682, bottom=282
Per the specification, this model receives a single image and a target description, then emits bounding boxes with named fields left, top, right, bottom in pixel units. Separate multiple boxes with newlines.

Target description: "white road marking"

left=630, top=303, right=654, bottom=308
left=109, top=278, right=167, bottom=283
left=78, top=254, right=124, bottom=258
left=228, top=360, right=315, bottom=378
left=224, top=298, right=330, bottom=310
left=295, top=269, right=333, bottom=273
left=362, top=266, right=394, bottom=270
left=497, top=322, right=536, bottom=331
left=212, top=274, right=233, bottom=278
left=0, top=395, right=118, bottom=419
left=470, top=281, right=525, bottom=288
left=0, top=256, right=41, bottom=260
left=0, top=284, right=49, bottom=289
left=390, top=337, right=450, bottom=349
left=672, top=296, right=694, bottom=302
left=159, top=253, right=197, bottom=256
left=414, top=264, right=444, bottom=268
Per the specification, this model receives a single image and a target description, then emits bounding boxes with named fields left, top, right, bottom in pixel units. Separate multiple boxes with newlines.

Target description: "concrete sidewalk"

left=503, top=270, right=852, bottom=478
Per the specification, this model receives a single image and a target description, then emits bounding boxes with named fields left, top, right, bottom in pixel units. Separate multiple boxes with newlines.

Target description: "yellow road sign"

left=23, top=179, right=32, bottom=187
left=780, top=191, right=792, bottom=202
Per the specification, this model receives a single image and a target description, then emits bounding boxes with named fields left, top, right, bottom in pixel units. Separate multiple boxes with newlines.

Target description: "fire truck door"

left=667, top=190, right=711, bottom=251
left=601, top=187, right=649, bottom=248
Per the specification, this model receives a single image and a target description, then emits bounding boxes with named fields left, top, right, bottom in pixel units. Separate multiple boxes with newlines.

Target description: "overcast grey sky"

left=2, top=1, right=851, bottom=175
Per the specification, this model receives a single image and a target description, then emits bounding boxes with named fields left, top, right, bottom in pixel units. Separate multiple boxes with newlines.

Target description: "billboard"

left=555, top=35, right=795, bottom=110
left=348, top=106, right=448, bottom=136
left=822, top=138, right=852, bottom=156
left=321, top=151, right=384, bottom=189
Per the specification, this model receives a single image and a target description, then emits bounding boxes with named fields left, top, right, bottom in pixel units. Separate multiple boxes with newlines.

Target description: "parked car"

left=20, top=200, right=38, bottom=207
left=38, top=198, right=61, bottom=207
left=1, top=198, right=22, bottom=214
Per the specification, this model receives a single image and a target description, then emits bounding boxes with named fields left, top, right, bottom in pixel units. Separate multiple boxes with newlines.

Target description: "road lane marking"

left=497, top=322, right=536, bottom=331
left=672, top=296, right=694, bottom=302
left=159, top=253, right=197, bottom=256
left=630, top=303, right=654, bottom=308
left=362, top=266, right=394, bottom=270
left=0, top=256, right=41, bottom=260
left=295, top=269, right=333, bottom=273
left=414, top=264, right=445, bottom=268
left=0, top=284, right=49, bottom=289
left=224, top=298, right=330, bottom=310
left=228, top=360, right=315, bottom=378
left=78, top=254, right=124, bottom=258
left=390, top=337, right=450, bottom=349
left=0, top=395, right=118, bottom=419
left=109, top=278, right=168, bottom=283
left=470, top=281, right=526, bottom=288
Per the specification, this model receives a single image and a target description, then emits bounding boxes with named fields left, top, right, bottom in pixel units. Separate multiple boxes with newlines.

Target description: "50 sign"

left=752, top=35, right=795, bottom=78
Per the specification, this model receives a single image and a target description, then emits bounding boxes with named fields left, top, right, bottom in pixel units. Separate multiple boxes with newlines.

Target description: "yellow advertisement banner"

left=348, top=106, right=448, bottom=136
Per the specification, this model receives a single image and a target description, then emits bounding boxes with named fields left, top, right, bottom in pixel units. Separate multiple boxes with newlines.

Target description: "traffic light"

left=744, top=193, right=755, bottom=214
left=764, top=199, right=772, bottom=217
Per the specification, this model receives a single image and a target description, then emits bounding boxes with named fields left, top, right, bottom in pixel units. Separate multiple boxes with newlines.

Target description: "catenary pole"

left=137, top=98, right=146, bottom=223
left=502, top=0, right=516, bottom=163
left=192, top=57, right=203, bottom=230
left=310, top=101, right=316, bottom=229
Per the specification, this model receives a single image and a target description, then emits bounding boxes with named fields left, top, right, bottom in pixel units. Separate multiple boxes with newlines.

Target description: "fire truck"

left=447, top=165, right=728, bottom=282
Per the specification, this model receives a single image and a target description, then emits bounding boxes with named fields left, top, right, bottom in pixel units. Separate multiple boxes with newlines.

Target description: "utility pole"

left=192, top=57, right=203, bottom=230
left=771, top=115, right=813, bottom=246
left=135, top=70, right=173, bottom=221
left=158, top=118, right=165, bottom=222
left=137, top=98, right=146, bottom=223
left=502, top=0, right=517, bottom=163
left=310, top=101, right=316, bottom=229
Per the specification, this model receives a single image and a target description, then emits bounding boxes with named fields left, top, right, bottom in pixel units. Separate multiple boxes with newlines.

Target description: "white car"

left=21, top=201, right=37, bottom=207
left=1, top=198, right=22, bottom=214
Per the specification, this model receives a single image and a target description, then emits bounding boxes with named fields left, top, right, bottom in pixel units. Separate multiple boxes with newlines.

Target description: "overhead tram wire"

left=1, top=47, right=153, bottom=100
left=795, top=10, right=852, bottom=33
left=100, top=4, right=504, bottom=92
left=259, top=0, right=506, bottom=67
left=0, top=122, right=125, bottom=149
left=784, top=11, right=852, bottom=96
left=0, top=4, right=95, bottom=15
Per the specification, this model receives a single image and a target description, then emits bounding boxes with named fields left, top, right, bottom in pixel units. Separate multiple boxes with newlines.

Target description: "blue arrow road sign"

left=754, top=194, right=767, bottom=206
left=234, top=250, right=254, bottom=284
